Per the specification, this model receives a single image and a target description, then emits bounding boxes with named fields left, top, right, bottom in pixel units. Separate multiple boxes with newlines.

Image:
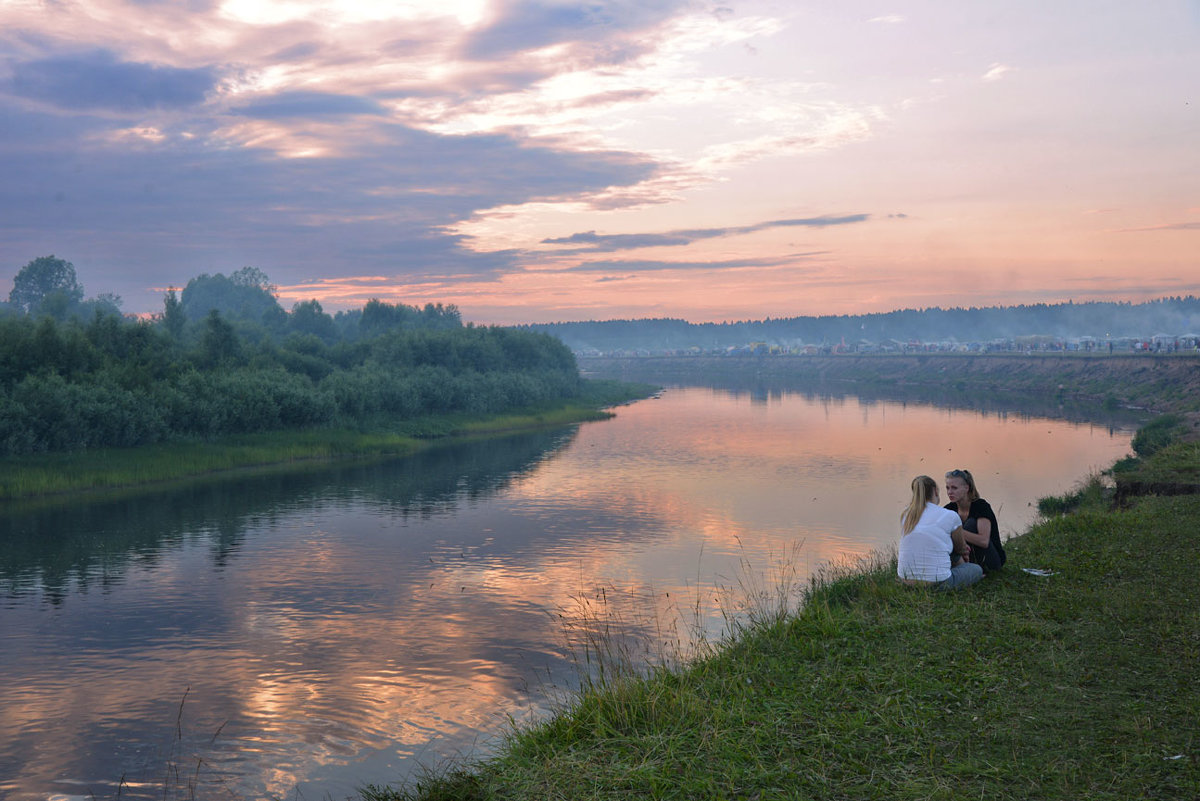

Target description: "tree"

left=200, top=309, right=241, bottom=365
left=180, top=270, right=283, bottom=329
left=289, top=299, right=336, bottom=343
left=79, top=292, right=123, bottom=320
left=229, top=266, right=275, bottom=292
left=163, top=288, right=186, bottom=339
left=9, top=256, right=84, bottom=315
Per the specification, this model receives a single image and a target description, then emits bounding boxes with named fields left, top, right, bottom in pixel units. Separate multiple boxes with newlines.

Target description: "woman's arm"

left=963, top=499, right=996, bottom=548
left=963, top=517, right=991, bottom=548
left=951, top=526, right=971, bottom=559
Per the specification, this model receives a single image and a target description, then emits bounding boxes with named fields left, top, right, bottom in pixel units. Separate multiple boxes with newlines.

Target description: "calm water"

left=0, top=386, right=1135, bottom=800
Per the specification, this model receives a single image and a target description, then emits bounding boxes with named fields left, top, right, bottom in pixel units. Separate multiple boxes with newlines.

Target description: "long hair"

left=902, top=475, right=938, bottom=535
left=946, top=468, right=980, bottom=502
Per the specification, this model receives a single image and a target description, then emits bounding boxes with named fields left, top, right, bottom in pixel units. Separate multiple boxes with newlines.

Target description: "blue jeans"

left=936, top=561, right=984, bottom=591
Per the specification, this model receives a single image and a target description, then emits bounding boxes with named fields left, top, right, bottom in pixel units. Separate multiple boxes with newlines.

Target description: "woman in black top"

left=944, top=469, right=1006, bottom=572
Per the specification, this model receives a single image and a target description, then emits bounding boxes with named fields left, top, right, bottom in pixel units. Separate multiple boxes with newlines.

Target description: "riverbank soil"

left=1114, top=413, right=1200, bottom=504
left=579, top=354, right=1200, bottom=415
left=367, top=450, right=1200, bottom=800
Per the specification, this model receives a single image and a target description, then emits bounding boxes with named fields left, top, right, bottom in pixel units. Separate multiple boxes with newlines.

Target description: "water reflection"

left=0, top=427, right=579, bottom=606
left=0, top=388, right=1135, bottom=800
left=580, top=356, right=1150, bottom=430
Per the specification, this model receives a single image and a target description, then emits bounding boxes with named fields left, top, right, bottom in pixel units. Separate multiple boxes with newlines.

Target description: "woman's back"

left=898, top=502, right=960, bottom=582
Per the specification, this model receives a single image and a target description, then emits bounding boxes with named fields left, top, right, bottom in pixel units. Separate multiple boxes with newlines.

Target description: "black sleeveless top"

left=945, top=498, right=1007, bottom=570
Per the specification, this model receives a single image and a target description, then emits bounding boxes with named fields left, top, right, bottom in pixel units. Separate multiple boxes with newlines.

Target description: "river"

left=0, top=384, right=1137, bottom=800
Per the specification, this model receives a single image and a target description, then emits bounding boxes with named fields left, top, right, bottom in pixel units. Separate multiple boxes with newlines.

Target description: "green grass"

left=0, top=429, right=422, bottom=500
left=364, top=433, right=1200, bottom=800
left=1036, top=470, right=1111, bottom=516
left=1131, top=413, right=1188, bottom=457
left=0, top=380, right=659, bottom=501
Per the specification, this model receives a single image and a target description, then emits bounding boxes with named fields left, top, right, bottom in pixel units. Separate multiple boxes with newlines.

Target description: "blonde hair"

left=945, top=468, right=980, bottom=502
left=902, top=475, right=938, bottom=535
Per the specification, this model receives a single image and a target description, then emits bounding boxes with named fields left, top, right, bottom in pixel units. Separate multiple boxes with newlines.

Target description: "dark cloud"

left=0, top=101, right=659, bottom=304
left=1117, top=221, right=1200, bottom=232
left=566, top=252, right=828, bottom=272
left=127, top=0, right=217, bottom=8
left=464, top=0, right=686, bottom=61
left=560, top=88, right=656, bottom=110
left=267, top=42, right=323, bottom=62
left=545, top=231, right=694, bottom=249
left=772, top=214, right=870, bottom=228
left=230, top=91, right=387, bottom=119
left=543, top=215, right=869, bottom=252
left=8, top=50, right=216, bottom=112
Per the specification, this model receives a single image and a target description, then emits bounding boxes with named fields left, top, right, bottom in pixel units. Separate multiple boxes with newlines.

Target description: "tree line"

left=522, top=297, right=1200, bottom=353
left=0, top=257, right=581, bottom=456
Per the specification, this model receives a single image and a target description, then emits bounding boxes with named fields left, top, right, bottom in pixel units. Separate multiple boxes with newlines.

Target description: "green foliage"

left=1042, top=414, right=1198, bottom=514
left=1036, top=473, right=1109, bottom=516
left=200, top=309, right=242, bottom=366
left=180, top=270, right=284, bottom=330
left=289, top=298, right=337, bottom=343
left=163, top=288, right=186, bottom=339
left=1131, top=413, right=1186, bottom=457
left=0, top=308, right=585, bottom=457
left=8, top=255, right=84, bottom=315
left=0, top=258, right=588, bottom=461
left=337, top=300, right=463, bottom=340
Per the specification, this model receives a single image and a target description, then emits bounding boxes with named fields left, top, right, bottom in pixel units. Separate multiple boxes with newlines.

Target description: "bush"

left=2, top=373, right=167, bottom=453
left=1131, top=413, right=1185, bottom=458
left=1036, top=473, right=1109, bottom=516
left=0, top=311, right=585, bottom=454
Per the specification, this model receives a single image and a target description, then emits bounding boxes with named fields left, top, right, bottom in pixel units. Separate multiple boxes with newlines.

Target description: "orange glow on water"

left=0, top=388, right=1134, bottom=799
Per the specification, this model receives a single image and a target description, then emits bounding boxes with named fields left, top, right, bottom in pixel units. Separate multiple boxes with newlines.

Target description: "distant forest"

left=0, top=257, right=580, bottom=456
left=522, top=297, right=1200, bottom=354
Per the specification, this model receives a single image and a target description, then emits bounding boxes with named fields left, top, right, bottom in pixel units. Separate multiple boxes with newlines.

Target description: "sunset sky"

left=1, top=1, right=1196, bottom=323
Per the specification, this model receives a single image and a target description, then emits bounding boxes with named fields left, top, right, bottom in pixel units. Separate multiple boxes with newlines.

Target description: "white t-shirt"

left=897, top=502, right=962, bottom=582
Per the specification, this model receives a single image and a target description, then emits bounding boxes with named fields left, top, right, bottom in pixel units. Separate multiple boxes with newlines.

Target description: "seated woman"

left=944, top=469, right=1007, bottom=572
left=897, top=475, right=983, bottom=590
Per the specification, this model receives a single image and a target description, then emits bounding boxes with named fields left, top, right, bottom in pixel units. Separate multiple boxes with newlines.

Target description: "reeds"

left=104, top=687, right=236, bottom=801
left=550, top=540, right=812, bottom=698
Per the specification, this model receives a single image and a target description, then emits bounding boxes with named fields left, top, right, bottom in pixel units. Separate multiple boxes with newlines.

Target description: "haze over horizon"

left=2, top=1, right=1197, bottom=325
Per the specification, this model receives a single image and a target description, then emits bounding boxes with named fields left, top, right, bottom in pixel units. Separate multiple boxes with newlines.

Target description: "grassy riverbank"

left=365, top=419, right=1200, bottom=800
left=0, top=378, right=656, bottom=501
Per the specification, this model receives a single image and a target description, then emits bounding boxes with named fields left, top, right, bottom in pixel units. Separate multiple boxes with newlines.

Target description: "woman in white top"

left=897, top=475, right=983, bottom=590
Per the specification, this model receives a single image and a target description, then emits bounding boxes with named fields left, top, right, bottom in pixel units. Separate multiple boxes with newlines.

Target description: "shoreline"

left=579, top=353, right=1200, bottom=416
left=0, top=379, right=658, bottom=503
left=362, top=412, right=1200, bottom=801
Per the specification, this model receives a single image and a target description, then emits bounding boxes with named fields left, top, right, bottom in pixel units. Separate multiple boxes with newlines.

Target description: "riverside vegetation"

left=362, top=414, right=1200, bottom=801
left=0, top=260, right=653, bottom=499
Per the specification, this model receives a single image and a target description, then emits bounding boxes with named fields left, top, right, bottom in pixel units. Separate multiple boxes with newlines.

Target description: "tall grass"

left=101, top=687, right=237, bottom=801
left=1035, top=470, right=1111, bottom=516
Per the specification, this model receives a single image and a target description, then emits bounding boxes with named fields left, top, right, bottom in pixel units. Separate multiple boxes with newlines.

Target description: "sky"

left=0, top=1, right=1197, bottom=324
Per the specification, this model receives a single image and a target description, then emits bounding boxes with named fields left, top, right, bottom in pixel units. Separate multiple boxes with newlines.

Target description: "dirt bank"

left=578, top=353, right=1200, bottom=415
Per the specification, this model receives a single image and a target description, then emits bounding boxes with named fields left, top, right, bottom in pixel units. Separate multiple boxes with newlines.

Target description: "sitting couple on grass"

left=897, top=470, right=1008, bottom=591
